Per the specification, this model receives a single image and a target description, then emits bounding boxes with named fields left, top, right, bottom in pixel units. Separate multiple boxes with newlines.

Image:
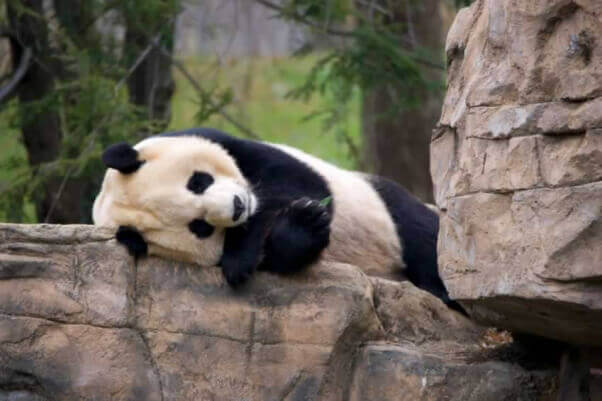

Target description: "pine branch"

left=0, top=47, right=31, bottom=104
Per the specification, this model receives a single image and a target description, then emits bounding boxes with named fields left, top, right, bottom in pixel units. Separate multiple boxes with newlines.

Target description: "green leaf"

left=319, top=196, right=332, bottom=207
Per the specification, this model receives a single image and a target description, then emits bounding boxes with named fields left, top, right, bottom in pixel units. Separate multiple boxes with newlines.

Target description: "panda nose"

left=233, top=195, right=244, bottom=222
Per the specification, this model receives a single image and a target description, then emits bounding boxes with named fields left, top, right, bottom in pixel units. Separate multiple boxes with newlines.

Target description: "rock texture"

left=432, top=0, right=602, bottom=346
left=0, top=224, right=558, bottom=400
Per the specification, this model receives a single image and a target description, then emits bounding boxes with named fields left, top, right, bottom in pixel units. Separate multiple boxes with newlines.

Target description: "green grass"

left=169, top=54, right=361, bottom=169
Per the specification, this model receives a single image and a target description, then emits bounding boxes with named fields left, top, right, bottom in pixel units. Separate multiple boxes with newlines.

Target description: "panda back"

left=271, top=144, right=403, bottom=278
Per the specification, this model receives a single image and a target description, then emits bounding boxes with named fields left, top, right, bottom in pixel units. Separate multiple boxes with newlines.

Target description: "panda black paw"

left=116, top=226, right=148, bottom=258
left=262, top=197, right=331, bottom=274
left=288, top=197, right=331, bottom=247
left=221, top=257, right=256, bottom=288
left=289, top=197, right=331, bottom=225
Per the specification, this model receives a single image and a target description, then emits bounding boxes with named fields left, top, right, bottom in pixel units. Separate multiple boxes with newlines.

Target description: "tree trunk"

left=124, top=22, right=176, bottom=132
left=6, top=0, right=85, bottom=223
left=362, top=0, right=444, bottom=203
left=7, top=0, right=61, bottom=167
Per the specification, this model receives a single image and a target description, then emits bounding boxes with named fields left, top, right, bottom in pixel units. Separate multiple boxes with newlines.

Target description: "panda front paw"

left=288, top=197, right=331, bottom=249
left=116, top=226, right=148, bottom=257
left=221, top=257, right=256, bottom=287
left=262, top=197, right=331, bottom=274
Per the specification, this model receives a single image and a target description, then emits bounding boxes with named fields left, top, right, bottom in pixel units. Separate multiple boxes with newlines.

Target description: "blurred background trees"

left=0, top=0, right=466, bottom=223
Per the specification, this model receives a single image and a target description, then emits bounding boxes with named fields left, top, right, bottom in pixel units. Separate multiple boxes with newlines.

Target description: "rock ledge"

left=0, top=224, right=558, bottom=400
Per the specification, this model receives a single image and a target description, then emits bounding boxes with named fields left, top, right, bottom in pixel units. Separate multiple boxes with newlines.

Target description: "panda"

left=93, top=127, right=462, bottom=312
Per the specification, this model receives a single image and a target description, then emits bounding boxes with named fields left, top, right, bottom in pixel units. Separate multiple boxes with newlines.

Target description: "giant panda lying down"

left=93, top=128, right=462, bottom=312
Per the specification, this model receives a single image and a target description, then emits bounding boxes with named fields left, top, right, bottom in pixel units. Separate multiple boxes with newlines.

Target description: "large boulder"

left=432, top=0, right=602, bottom=346
left=0, top=224, right=557, bottom=400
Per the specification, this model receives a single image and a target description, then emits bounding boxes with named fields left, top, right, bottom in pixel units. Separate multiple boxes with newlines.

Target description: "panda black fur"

left=99, top=127, right=461, bottom=312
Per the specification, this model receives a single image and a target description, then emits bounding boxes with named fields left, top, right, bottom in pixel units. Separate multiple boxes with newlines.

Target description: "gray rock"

left=349, top=344, right=557, bottom=401
left=0, top=224, right=133, bottom=327
left=0, top=224, right=558, bottom=400
left=0, top=315, right=161, bottom=401
left=433, top=0, right=602, bottom=346
left=438, top=183, right=602, bottom=345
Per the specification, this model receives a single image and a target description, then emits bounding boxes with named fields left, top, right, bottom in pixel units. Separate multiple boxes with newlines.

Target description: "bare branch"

left=115, top=33, right=161, bottom=92
left=0, top=47, right=31, bottom=104
left=152, top=42, right=261, bottom=140
left=252, top=0, right=444, bottom=71
left=404, top=0, right=417, bottom=48
left=355, top=0, right=393, bottom=17
left=252, top=0, right=355, bottom=37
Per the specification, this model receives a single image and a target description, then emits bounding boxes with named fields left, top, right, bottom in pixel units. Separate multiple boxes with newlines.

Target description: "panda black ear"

left=102, top=142, right=143, bottom=174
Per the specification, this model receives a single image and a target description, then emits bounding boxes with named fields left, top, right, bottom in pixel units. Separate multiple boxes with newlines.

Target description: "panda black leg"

left=220, top=215, right=267, bottom=287
left=261, top=197, right=331, bottom=274
left=115, top=226, right=148, bottom=258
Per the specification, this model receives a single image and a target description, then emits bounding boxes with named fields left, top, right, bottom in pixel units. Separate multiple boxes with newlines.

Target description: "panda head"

left=92, top=136, right=258, bottom=264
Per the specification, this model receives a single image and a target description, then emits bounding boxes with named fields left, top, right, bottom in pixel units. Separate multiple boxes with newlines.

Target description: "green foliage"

left=120, top=0, right=179, bottom=30
left=0, top=0, right=175, bottom=222
left=0, top=70, right=154, bottom=222
left=319, top=196, right=332, bottom=207
left=268, top=0, right=445, bottom=162
left=193, top=86, right=234, bottom=125
left=0, top=100, right=35, bottom=222
left=1, top=0, right=449, bottom=222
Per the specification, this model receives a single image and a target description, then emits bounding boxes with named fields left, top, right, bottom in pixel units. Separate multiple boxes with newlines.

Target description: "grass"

left=0, top=54, right=361, bottom=222
left=169, top=54, right=361, bottom=169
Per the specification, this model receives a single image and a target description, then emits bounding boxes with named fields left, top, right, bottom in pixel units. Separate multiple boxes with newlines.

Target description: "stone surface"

left=349, top=344, right=557, bottom=401
left=466, top=99, right=602, bottom=140
left=0, top=315, right=161, bottom=401
left=0, top=224, right=558, bottom=400
left=369, top=278, right=485, bottom=355
left=0, top=224, right=132, bottom=327
left=135, top=257, right=382, bottom=401
left=432, top=0, right=602, bottom=346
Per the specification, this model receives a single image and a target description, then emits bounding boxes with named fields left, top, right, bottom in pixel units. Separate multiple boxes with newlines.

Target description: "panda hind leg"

left=261, top=197, right=331, bottom=274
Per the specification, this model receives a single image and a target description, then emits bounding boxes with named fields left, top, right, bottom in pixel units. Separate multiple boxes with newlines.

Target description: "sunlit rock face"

left=432, top=0, right=602, bottom=346
left=0, top=224, right=557, bottom=400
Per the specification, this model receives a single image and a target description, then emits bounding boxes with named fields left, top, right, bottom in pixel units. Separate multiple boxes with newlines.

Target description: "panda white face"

left=93, top=136, right=258, bottom=232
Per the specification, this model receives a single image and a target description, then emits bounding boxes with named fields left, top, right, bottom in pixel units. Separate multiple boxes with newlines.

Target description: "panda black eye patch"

left=187, top=171, right=214, bottom=194
left=188, top=219, right=215, bottom=239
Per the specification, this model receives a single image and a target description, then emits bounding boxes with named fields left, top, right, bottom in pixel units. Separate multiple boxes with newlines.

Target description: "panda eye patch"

left=187, top=171, right=214, bottom=194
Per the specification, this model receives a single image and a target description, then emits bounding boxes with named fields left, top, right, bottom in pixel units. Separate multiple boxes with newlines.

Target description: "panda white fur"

left=93, top=135, right=257, bottom=266
left=93, top=128, right=461, bottom=312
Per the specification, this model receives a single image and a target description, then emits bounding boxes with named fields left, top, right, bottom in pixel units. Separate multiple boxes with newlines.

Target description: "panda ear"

left=102, top=142, right=144, bottom=174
